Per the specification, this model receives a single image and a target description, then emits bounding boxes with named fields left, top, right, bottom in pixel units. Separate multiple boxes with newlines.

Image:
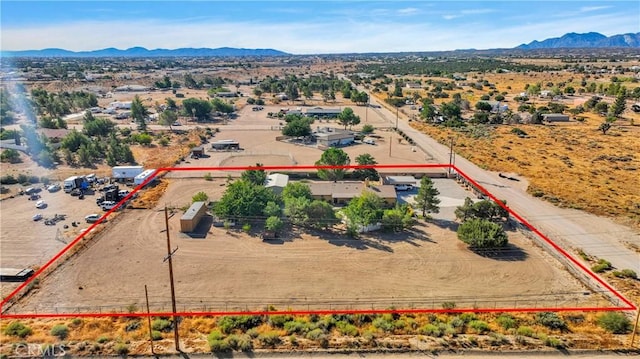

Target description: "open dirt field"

left=5, top=177, right=605, bottom=315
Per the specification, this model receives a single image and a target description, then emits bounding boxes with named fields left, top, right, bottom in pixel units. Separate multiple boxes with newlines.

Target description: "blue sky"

left=1, top=1, right=638, bottom=54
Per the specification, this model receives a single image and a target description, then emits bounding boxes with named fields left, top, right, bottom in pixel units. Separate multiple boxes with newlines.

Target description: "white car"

left=32, top=213, right=43, bottom=221
left=47, top=184, right=61, bottom=192
left=85, top=214, right=102, bottom=223
left=100, top=201, right=117, bottom=211
left=35, top=200, right=47, bottom=209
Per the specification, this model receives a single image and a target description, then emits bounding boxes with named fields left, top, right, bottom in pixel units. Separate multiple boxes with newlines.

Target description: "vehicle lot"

left=0, top=185, right=110, bottom=298
left=6, top=177, right=604, bottom=315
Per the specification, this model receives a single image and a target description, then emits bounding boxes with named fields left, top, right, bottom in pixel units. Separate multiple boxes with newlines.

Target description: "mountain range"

left=2, top=32, right=639, bottom=57
left=1, top=46, right=289, bottom=58
left=517, top=32, right=640, bottom=49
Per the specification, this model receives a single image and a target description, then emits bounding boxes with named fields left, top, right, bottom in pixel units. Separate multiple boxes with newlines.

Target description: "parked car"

left=70, top=188, right=83, bottom=196
left=35, top=200, right=47, bottom=209
left=32, top=213, right=43, bottom=221
left=394, top=184, right=414, bottom=191
left=85, top=214, right=102, bottom=223
left=25, top=187, right=42, bottom=195
left=100, top=201, right=117, bottom=211
left=172, top=121, right=181, bottom=126
left=47, top=184, right=61, bottom=192
left=28, top=193, right=41, bottom=201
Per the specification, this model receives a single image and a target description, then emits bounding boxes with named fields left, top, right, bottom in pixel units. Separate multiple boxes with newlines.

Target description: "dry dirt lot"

left=6, top=177, right=605, bottom=315
left=0, top=182, right=112, bottom=298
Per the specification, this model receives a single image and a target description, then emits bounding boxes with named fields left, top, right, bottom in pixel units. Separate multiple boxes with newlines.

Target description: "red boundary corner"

left=0, top=163, right=635, bottom=318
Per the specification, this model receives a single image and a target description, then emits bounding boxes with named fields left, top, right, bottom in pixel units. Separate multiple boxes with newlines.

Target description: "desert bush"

left=218, top=315, right=263, bottom=334
left=516, top=326, right=535, bottom=337
left=336, top=321, right=358, bottom=336
left=268, top=314, right=293, bottom=328
left=419, top=324, right=442, bottom=337
left=125, top=320, right=141, bottom=332
left=246, top=328, right=259, bottom=339
left=114, top=343, right=129, bottom=355
left=306, top=328, right=327, bottom=341
left=460, top=313, right=477, bottom=323
left=50, top=324, right=69, bottom=339
left=544, top=336, right=564, bottom=348
left=489, top=332, right=509, bottom=346
left=204, top=172, right=213, bottom=181
left=535, top=312, right=566, bottom=330
left=469, top=320, right=490, bottom=334
left=597, top=312, right=632, bottom=334
left=372, top=317, right=395, bottom=332
left=441, top=301, right=456, bottom=310
left=591, top=259, right=612, bottom=273
left=3, top=321, right=32, bottom=338
left=96, top=336, right=109, bottom=344
left=612, top=269, right=637, bottom=279
left=151, top=330, right=163, bottom=341
left=496, top=314, right=517, bottom=330
left=151, top=318, right=172, bottom=332
left=258, top=331, right=281, bottom=347
left=284, top=320, right=307, bottom=335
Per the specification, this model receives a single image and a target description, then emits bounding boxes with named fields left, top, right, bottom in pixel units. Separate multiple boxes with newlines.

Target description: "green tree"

left=381, top=204, right=415, bottom=232
left=265, top=216, right=284, bottom=234
left=285, top=82, right=299, bottom=102
left=0, top=148, right=21, bottom=163
left=457, top=219, right=508, bottom=249
left=353, top=153, right=379, bottom=181
left=263, top=201, right=281, bottom=218
left=609, top=93, right=626, bottom=118
left=192, top=191, right=209, bottom=203
left=158, top=110, right=178, bottom=129
left=598, top=122, right=612, bottom=135
left=215, top=180, right=279, bottom=220
left=337, top=107, right=360, bottom=129
left=282, top=182, right=313, bottom=202
left=420, top=103, right=437, bottom=122
left=211, top=98, right=235, bottom=114
left=343, top=191, right=384, bottom=234
left=414, top=177, right=440, bottom=218
left=131, top=95, right=149, bottom=132
left=305, top=200, right=338, bottom=229
left=284, top=196, right=311, bottom=226
left=316, top=148, right=350, bottom=181
left=61, top=129, right=90, bottom=152
left=182, top=98, right=213, bottom=121
left=241, top=163, right=267, bottom=185
left=352, top=91, right=369, bottom=105
left=475, top=101, right=493, bottom=112
left=165, top=97, right=177, bottom=110
left=282, top=117, right=312, bottom=138
left=440, top=102, right=461, bottom=120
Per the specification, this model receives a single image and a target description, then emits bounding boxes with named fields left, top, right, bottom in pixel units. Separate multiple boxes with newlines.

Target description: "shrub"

left=125, top=320, right=141, bottom=332
left=4, top=321, right=32, bottom=338
left=258, top=331, right=281, bottom=347
left=114, top=343, right=129, bottom=355
left=457, top=218, right=508, bottom=248
left=361, top=124, right=375, bottom=134
left=544, top=336, right=564, bottom=348
left=612, top=269, right=637, bottom=279
left=591, top=259, right=612, bottom=273
left=460, top=313, right=477, bottom=323
left=242, top=223, right=251, bottom=233
left=50, top=324, right=69, bottom=339
left=419, top=324, right=442, bottom=337
left=305, top=328, right=327, bottom=341
left=151, top=318, right=172, bottom=332
left=597, top=312, right=632, bottom=334
left=232, top=334, right=253, bottom=351
left=496, top=314, right=517, bottom=330
left=336, top=321, right=358, bottom=336
left=372, top=317, right=395, bottom=332
left=516, top=326, right=535, bottom=337
left=469, top=320, right=489, bottom=334
left=535, top=312, right=566, bottom=331
left=218, top=315, right=263, bottom=334
left=441, top=301, right=456, bottom=310
left=268, top=314, right=293, bottom=328
left=209, top=339, right=229, bottom=352
left=97, top=336, right=109, bottom=344
left=204, top=172, right=213, bottom=181
left=151, top=330, right=163, bottom=341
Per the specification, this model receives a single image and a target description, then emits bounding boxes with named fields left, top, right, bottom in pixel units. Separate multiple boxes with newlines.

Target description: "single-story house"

left=314, top=130, right=355, bottom=148
left=308, top=181, right=396, bottom=206
left=543, top=113, right=570, bottom=122
left=305, top=107, right=342, bottom=118
left=265, top=173, right=289, bottom=195
left=484, top=101, right=509, bottom=113
left=405, top=82, right=422, bottom=89
left=215, top=92, right=238, bottom=98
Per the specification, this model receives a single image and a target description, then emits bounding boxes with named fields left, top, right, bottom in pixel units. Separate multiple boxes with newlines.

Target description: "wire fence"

left=4, top=291, right=617, bottom=316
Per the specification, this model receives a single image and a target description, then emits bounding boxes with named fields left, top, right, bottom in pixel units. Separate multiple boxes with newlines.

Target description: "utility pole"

left=365, top=93, right=369, bottom=123
left=630, top=308, right=640, bottom=348
left=163, top=206, right=180, bottom=352
left=395, top=106, right=399, bottom=130
left=389, top=135, right=392, bottom=157
left=144, top=285, right=155, bottom=355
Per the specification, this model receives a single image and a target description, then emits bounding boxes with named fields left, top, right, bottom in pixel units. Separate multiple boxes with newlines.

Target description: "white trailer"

left=134, top=169, right=156, bottom=185
left=112, top=166, right=144, bottom=180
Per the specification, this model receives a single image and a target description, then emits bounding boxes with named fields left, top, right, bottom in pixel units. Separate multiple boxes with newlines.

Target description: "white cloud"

left=397, top=7, right=419, bottom=15
left=579, top=6, right=611, bottom=13
left=442, top=14, right=462, bottom=20
left=461, top=8, right=495, bottom=15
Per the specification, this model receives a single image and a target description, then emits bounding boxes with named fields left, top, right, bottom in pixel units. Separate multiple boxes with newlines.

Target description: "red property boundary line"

left=0, top=163, right=635, bottom=319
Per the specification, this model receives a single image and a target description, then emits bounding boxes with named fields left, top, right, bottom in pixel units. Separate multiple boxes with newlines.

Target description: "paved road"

left=365, top=93, right=640, bottom=275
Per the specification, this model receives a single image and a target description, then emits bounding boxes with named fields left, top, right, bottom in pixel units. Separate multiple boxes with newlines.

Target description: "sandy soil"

left=6, top=177, right=603, bottom=315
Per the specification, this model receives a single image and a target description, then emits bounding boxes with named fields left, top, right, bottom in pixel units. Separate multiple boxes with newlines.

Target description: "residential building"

left=308, top=181, right=396, bottom=206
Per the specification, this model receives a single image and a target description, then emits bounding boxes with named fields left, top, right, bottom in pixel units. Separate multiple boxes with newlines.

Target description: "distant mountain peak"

left=517, top=32, right=640, bottom=49
left=1, top=46, right=289, bottom=58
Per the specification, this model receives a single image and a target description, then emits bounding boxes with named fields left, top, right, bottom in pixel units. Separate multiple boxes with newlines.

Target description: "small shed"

left=384, top=175, right=417, bottom=186
left=191, top=146, right=205, bottom=158
left=180, top=201, right=207, bottom=233
left=265, top=173, right=289, bottom=195
left=314, top=130, right=354, bottom=147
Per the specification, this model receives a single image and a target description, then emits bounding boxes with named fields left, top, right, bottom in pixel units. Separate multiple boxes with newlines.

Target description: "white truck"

left=134, top=169, right=156, bottom=185
left=112, top=166, right=144, bottom=181
left=63, top=176, right=89, bottom=193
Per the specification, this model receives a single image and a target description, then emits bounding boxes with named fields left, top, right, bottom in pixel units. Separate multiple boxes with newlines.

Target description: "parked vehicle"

left=394, top=184, right=414, bottom=191
left=85, top=214, right=102, bottom=223
left=25, top=187, right=41, bottom=195
left=47, top=184, right=61, bottom=192
left=35, top=200, right=46, bottom=209
left=70, top=188, right=83, bottom=197
left=64, top=176, right=88, bottom=193
left=32, top=213, right=43, bottom=221
left=100, top=201, right=117, bottom=211
left=28, top=194, right=41, bottom=201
